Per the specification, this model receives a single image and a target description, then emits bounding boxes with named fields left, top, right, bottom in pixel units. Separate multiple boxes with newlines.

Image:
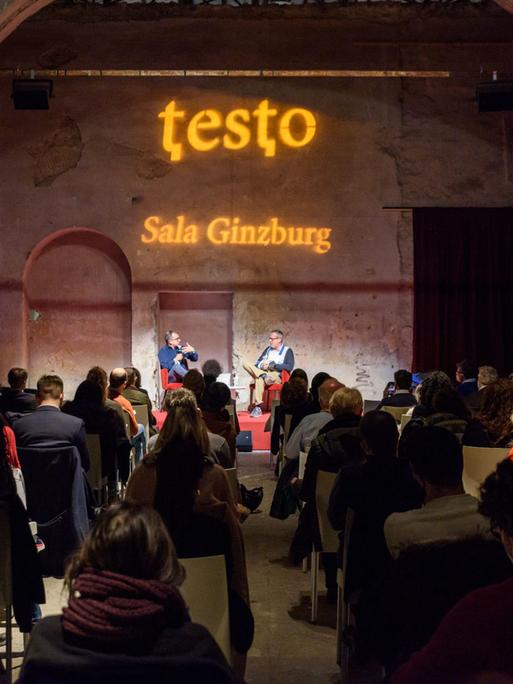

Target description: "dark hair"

left=65, top=502, right=184, bottom=595
left=290, top=368, right=308, bottom=385
left=124, top=366, right=137, bottom=387
left=154, top=440, right=205, bottom=534
left=431, top=387, right=470, bottom=420
left=182, top=369, right=205, bottom=401
left=281, top=378, right=308, bottom=408
left=86, top=366, right=108, bottom=396
left=404, top=426, right=463, bottom=488
left=203, top=382, right=231, bottom=412
left=310, top=372, right=331, bottom=404
left=360, top=410, right=398, bottom=459
left=394, top=369, right=412, bottom=391
left=37, top=374, right=63, bottom=400
left=201, top=359, right=223, bottom=385
left=456, top=359, right=477, bottom=380
left=418, top=371, right=453, bottom=415
left=7, top=367, right=27, bottom=390
left=479, top=458, right=513, bottom=536
left=73, top=380, right=103, bottom=406
left=477, top=380, right=513, bottom=445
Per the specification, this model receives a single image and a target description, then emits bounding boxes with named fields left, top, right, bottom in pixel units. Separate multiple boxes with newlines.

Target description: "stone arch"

left=23, top=227, right=132, bottom=393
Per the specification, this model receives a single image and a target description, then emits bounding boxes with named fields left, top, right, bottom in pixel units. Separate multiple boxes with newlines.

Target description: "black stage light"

left=476, top=81, right=513, bottom=113
left=11, top=79, right=53, bottom=110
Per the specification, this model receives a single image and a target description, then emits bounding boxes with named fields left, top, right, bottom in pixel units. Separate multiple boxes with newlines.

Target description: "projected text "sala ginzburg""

left=141, top=216, right=332, bottom=254
left=159, top=99, right=316, bottom=162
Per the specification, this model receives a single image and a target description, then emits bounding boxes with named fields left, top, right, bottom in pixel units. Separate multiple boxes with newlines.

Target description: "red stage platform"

left=153, top=410, right=270, bottom=451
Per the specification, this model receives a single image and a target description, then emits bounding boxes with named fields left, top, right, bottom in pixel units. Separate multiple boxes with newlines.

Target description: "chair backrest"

left=363, top=399, right=380, bottom=414
left=462, top=446, right=509, bottom=499
left=281, top=370, right=291, bottom=384
left=85, top=433, right=104, bottom=490
left=225, top=403, right=236, bottom=431
left=0, top=508, right=12, bottom=608
left=283, top=413, right=293, bottom=444
left=133, top=404, right=150, bottom=442
left=179, top=555, right=231, bottom=664
left=399, top=413, right=412, bottom=433
left=380, top=405, right=409, bottom=424
left=298, top=451, right=308, bottom=480
left=315, top=470, right=339, bottom=553
left=224, top=468, right=239, bottom=503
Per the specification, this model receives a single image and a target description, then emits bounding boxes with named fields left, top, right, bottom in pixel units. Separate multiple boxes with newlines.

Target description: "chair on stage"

left=249, top=370, right=290, bottom=413
left=160, top=369, right=183, bottom=392
left=179, top=555, right=231, bottom=664
left=462, top=445, right=509, bottom=499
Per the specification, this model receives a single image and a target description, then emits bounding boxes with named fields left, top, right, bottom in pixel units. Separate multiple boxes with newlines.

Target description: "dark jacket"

left=13, top=406, right=90, bottom=472
left=377, top=392, right=417, bottom=410
left=255, top=346, right=294, bottom=374
left=288, top=414, right=363, bottom=562
left=424, top=412, right=468, bottom=442
left=20, top=615, right=241, bottom=684
left=270, top=401, right=316, bottom=455
left=158, top=346, right=199, bottom=383
left=462, top=417, right=513, bottom=448
left=202, top=409, right=236, bottom=465
left=122, top=386, right=157, bottom=434
left=0, top=389, right=37, bottom=415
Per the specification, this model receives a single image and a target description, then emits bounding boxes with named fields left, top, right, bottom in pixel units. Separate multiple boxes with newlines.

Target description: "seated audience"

left=290, top=387, right=364, bottom=599
left=202, top=359, right=223, bottom=387
left=125, top=396, right=253, bottom=674
left=308, top=372, right=331, bottom=412
left=86, top=365, right=126, bottom=423
left=328, top=410, right=422, bottom=596
left=20, top=502, right=238, bottom=684
left=0, top=367, right=37, bottom=416
left=377, top=369, right=417, bottom=409
left=183, top=369, right=206, bottom=406
left=123, top=366, right=157, bottom=436
left=63, top=380, right=131, bottom=484
left=463, top=378, right=513, bottom=448
left=108, top=368, right=146, bottom=463
left=385, top=426, right=490, bottom=559
left=270, top=377, right=315, bottom=457
left=0, top=431, right=45, bottom=635
left=411, top=370, right=452, bottom=419
left=455, top=358, right=478, bottom=397
left=13, top=374, right=90, bottom=472
left=424, top=387, right=470, bottom=440
left=201, top=382, right=237, bottom=466
left=390, top=456, right=513, bottom=683
left=289, top=368, right=308, bottom=385
left=269, top=378, right=343, bottom=520
left=466, top=364, right=498, bottom=413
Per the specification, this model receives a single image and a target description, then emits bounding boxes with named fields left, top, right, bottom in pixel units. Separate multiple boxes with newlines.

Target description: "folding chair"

left=133, top=404, right=150, bottom=444
left=311, top=470, right=338, bottom=623
left=85, top=433, right=108, bottom=506
left=336, top=507, right=355, bottom=678
left=462, top=446, right=509, bottom=499
left=380, top=405, right=410, bottom=425
left=277, top=413, right=292, bottom=476
left=179, top=555, right=231, bottom=664
left=224, top=467, right=239, bottom=504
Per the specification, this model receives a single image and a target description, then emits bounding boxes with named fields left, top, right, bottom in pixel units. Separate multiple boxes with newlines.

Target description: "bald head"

left=319, top=378, right=345, bottom=410
left=109, top=367, right=128, bottom=390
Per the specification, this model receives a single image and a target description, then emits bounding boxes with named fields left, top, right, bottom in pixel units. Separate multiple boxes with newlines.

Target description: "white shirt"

left=285, top=411, right=332, bottom=461
left=384, top=493, right=491, bottom=559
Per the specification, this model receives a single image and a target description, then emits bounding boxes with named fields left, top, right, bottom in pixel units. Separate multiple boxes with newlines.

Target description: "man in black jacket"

left=0, top=367, right=37, bottom=415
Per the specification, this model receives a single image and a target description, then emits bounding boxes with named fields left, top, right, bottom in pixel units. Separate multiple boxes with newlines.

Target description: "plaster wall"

left=0, top=10, right=512, bottom=400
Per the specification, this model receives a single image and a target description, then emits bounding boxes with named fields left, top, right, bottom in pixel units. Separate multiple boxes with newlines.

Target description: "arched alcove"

left=23, top=228, right=132, bottom=394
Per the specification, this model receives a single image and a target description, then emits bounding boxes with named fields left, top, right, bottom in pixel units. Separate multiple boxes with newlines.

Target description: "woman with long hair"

left=20, top=502, right=238, bottom=683
left=463, top=379, right=513, bottom=448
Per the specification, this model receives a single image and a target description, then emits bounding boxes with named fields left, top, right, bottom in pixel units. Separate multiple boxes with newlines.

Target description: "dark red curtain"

left=413, top=208, right=513, bottom=377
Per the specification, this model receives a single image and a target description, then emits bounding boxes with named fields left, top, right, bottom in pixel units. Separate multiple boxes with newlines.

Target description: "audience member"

left=308, top=372, right=331, bottom=412
left=86, top=366, right=125, bottom=423
left=411, top=371, right=452, bottom=419
left=123, top=366, right=157, bottom=436
left=289, top=368, right=308, bottom=385
left=466, top=365, right=499, bottom=413
left=328, top=410, right=422, bottom=596
left=20, top=502, right=238, bottom=684
left=455, top=359, right=478, bottom=397
left=0, top=431, right=45, bottom=634
left=463, top=379, right=513, bottom=448
left=385, top=426, right=490, bottom=559
left=202, top=359, right=223, bottom=387
left=13, top=374, right=90, bottom=472
left=290, top=387, right=364, bottom=599
left=377, top=370, right=417, bottom=409
left=183, top=369, right=206, bottom=405
left=0, top=367, right=37, bottom=416
left=108, top=368, right=146, bottom=463
left=201, top=382, right=237, bottom=466
left=63, top=380, right=131, bottom=484
left=270, top=377, right=315, bottom=457
left=390, top=456, right=513, bottom=683
left=125, top=404, right=253, bottom=673
left=424, top=387, right=470, bottom=440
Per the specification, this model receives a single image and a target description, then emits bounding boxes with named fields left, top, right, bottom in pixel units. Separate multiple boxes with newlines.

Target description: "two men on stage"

left=158, top=330, right=198, bottom=383
left=243, top=329, right=294, bottom=417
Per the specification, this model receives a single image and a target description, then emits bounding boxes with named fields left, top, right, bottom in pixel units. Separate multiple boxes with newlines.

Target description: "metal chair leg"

left=310, top=550, right=319, bottom=623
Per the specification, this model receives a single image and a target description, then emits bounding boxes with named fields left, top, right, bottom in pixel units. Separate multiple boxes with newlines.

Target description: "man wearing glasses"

left=243, top=329, right=294, bottom=417
left=158, top=330, right=198, bottom=383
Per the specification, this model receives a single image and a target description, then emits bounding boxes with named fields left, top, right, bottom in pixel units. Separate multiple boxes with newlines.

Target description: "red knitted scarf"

left=62, top=569, right=189, bottom=642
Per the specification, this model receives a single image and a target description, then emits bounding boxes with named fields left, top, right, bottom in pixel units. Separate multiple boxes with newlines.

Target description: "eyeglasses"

left=269, top=337, right=280, bottom=340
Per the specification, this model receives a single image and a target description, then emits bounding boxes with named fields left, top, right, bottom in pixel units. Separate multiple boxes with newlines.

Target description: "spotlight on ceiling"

left=11, top=79, right=53, bottom=110
left=476, top=81, right=513, bottom=113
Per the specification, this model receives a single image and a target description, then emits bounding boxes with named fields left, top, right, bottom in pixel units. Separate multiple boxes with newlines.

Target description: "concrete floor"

left=9, top=451, right=382, bottom=683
